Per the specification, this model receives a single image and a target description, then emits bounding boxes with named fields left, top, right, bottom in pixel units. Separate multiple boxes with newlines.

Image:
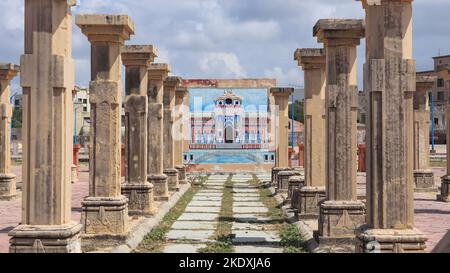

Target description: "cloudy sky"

left=1, top=0, right=449, bottom=94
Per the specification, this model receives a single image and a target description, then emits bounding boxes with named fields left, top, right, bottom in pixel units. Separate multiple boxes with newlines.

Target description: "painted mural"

left=184, top=88, right=275, bottom=165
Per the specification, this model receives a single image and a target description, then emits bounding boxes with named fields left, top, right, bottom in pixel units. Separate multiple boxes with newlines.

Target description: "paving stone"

left=199, top=190, right=222, bottom=193
left=233, top=189, right=259, bottom=193
left=178, top=213, right=219, bottom=221
left=189, top=201, right=222, bottom=207
left=233, top=206, right=269, bottom=214
left=192, top=196, right=222, bottom=201
left=234, top=245, right=284, bottom=253
left=232, top=222, right=275, bottom=231
left=234, top=193, right=260, bottom=197
left=233, top=197, right=260, bottom=202
left=163, top=243, right=207, bottom=253
left=196, top=192, right=223, bottom=197
left=232, top=230, right=280, bottom=245
left=167, top=230, right=215, bottom=242
left=185, top=206, right=221, bottom=213
left=171, top=221, right=217, bottom=230
left=233, top=202, right=265, bottom=207
left=233, top=214, right=272, bottom=223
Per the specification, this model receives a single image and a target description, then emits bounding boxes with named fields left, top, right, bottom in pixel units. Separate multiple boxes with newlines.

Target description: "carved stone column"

left=175, top=86, right=189, bottom=184
left=294, top=48, right=327, bottom=219
left=270, top=88, right=293, bottom=169
left=121, top=45, right=157, bottom=215
left=163, top=77, right=182, bottom=191
left=76, top=14, right=135, bottom=235
left=0, top=63, right=19, bottom=201
left=148, top=64, right=170, bottom=201
left=357, top=0, right=427, bottom=253
left=414, top=76, right=436, bottom=192
left=313, top=19, right=366, bottom=249
left=9, top=0, right=81, bottom=253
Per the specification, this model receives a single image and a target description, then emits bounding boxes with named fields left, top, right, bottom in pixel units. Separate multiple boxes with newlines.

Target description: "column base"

left=438, top=175, right=450, bottom=202
left=277, top=170, right=299, bottom=192
left=71, top=164, right=79, bottom=184
left=271, top=167, right=290, bottom=186
left=0, top=173, right=17, bottom=201
left=81, top=196, right=129, bottom=235
left=175, top=165, right=187, bottom=184
left=414, top=170, right=436, bottom=192
left=164, top=168, right=179, bottom=192
left=318, top=200, right=366, bottom=240
left=121, top=182, right=156, bottom=216
left=287, top=176, right=304, bottom=201
left=9, top=222, right=82, bottom=253
left=356, top=228, right=427, bottom=253
left=298, top=186, right=326, bottom=220
left=149, top=174, right=169, bottom=201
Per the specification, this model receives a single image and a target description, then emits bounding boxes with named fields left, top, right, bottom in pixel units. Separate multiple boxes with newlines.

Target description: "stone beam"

left=76, top=14, right=135, bottom=236
left=314, top=19, right=366, bottom=250
left=163, top=76, right=182, bottom=192
left=0, top=63, right=19, bottom=201
left=357, top=0, right=428, bottom=253
left=294, top=48, right=327, bottom=219
left=9, top=0, right=81, bottom=253
left=121, top=45, right=157, bottom=215
left=148, top=63, right=170, bottom=201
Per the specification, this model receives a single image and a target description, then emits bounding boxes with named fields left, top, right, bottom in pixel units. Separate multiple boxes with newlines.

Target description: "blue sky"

left=189, top=88, right=268, bottom=113
left=0, top=0, right=449, bottom=95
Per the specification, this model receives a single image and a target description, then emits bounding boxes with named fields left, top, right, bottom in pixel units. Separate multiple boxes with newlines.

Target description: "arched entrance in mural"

left=225, top=124, right=233, bottom=144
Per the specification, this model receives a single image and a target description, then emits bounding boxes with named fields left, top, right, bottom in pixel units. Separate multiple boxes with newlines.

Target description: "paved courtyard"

left=1, top=165, right=450, bottom=253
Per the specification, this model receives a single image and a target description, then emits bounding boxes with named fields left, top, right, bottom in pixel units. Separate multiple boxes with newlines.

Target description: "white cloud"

left=198, top=52, right=247, bottom=78
left=264, top=67, right=303, bottom=87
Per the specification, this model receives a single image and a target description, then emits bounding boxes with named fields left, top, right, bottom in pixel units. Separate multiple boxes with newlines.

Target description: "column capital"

left=76, top=14, right=135, bottom=43
left=360, top=0, right=413, bottom=9
left=0, top=63, right=20, bottom=81
left=176, top=86, right=189, bottom=98
left=270, top=87, right=294, bottom=97
left=164, top=76, right=182, bottom=89
left=294, top=48, right=326, bottom=70
left=121, top=45, right=158, bottom=67
left=313, top=19, right=365, bottom=46
left=416, top=75, right=436, bottom=92
left=148, top=63, right=171, bottom=81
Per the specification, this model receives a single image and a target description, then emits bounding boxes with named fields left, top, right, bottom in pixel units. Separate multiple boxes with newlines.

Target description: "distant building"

left=73, top=86, right=91, bottom=145
left=418, top=55, right=450, bottom=144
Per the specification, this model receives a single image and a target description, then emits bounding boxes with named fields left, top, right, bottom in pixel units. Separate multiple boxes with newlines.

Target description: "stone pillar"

left=121, top=45, right=157, bottom=215
left=414, top=76, right=436, bottom=192
left=148, top=64, right=170, bottom=201
left=357, top=0, right=427, bottom=253
left=163, top=77, right=182, bottom=191
left=175, top=86, right=189, bottom=184
left=76, top=14, right=135, bottom=235
left=0, top=63, right=19, bottom=200
left=442, top=104, right=450, bottom=201
left=294, top=48, right=327, bottom=219
left=270, top=88, right=293, bottom=185
left=313, top=19, right=366, bottom=248
left=9, top=0, right=81, bottom=253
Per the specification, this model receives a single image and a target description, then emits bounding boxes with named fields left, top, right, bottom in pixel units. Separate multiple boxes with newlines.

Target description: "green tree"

left=289, top=100, right=304, bottom=124
left=12, top=107, right=22, bottom=128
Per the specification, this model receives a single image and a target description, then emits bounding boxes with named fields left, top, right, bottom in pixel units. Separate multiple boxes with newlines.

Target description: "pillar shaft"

left=148, top=64, right=170, bottom=200
left=358, top=0, right=427, bottom=253
left=76, top=14, right=135, bottom=235
left=0, top=64, right=19, bottom=200
left=295, top=48, right=326, bottom=188
left=314, top=19, right=366, bottom=246
left=163, top=77, right=181, bottom=191
left=175, top=87, right=189, bottom=184
left=121, top=45, right=157, bottom=215
left=9, top=0, right=81, bottom=253
left=270, top=88, right=294, bottom=168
